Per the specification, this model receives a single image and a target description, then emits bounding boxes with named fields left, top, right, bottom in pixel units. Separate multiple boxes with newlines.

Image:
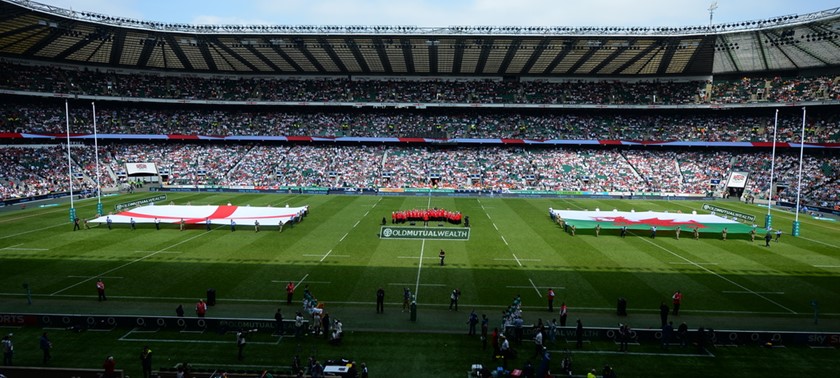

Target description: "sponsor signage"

left=726, top=171, right=749, bottom=188
left=125, top=162, right=159, bottom=175
left=702, top=203, right=756, bottom=222
left=380, top=226, right=470, bottom=240
left=115, top=194, right=167, bottom=211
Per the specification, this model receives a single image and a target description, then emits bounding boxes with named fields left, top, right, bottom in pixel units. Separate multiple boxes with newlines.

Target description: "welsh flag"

left=549, top=209, right=755, bottom=234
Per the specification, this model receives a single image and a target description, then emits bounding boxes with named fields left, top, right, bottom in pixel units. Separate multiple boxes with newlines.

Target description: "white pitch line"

left=501, top=235, right=509, bottom=245
left=388, top=283, right=445, bottom=287
left=723, top=291, right=785, bottom=295
left=494, top=258, right=542, bottom=262
left=304, top=254, right=348, bottom=258
left=635, top=233, right=797, bottom=314
left=319, top=250, right=334, bottom=262
left=9, top=292, right=837, bottom=315
left=552, top=349, right=714, bottom=358
left=798, top=236, right=840, bottom=249
left=188, top=363, right=291, bottom=370
left=669, top=262, right=719, bottom=265
left=528, top=278, right=543, bottom=298
left=397, top=256, right=439, bottom=260
left=813, top=265, right=840, bottom=268
left=292, top=273, right=309, bottom=290
left=353, top=221, right=360, bottom=228
left=2, top=247, right=49, bottom=251
left=512, top=253, right=523, bottom=267
left=51, top=228, right=215, bottom=296
left=120, top=337, right=280, bottom=345
left=493, top=223, right=499, bottom=231
left=339, top=233, right=348, bottom=242
left=68, top=276, right=123, bottom=279
left=134, top=250, right=182, bottom=254
left=415, top=239, right=426, bottom=301
left=507, top=286, right=565, bottom=290
left=271, top=280, right=331, bottom=284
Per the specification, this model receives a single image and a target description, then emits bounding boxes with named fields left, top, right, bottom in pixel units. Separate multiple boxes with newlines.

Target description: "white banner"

left=726, top=171, right=749, bottom=188
left=125, top=162, right=158, bottom=176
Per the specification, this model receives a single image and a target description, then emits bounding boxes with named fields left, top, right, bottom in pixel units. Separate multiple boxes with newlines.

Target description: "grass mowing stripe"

left=50, top=225, right=225, bottom=296
left=797, top=236, right=840, bottom=249
left=0, top=222, right=66, bottom=239
left=632, top=231, right=799, bottom=314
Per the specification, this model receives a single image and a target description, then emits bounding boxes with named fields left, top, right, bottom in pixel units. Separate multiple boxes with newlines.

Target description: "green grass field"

left=1, top=192, right=839, bottom=377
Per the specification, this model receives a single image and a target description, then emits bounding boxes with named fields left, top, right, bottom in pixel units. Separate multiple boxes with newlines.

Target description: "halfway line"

left=415, top=239, right=426, bottom=301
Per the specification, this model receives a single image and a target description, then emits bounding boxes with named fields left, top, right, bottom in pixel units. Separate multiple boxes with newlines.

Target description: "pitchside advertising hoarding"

left=702, top=203, right=756, bottom=223
left=380, top=226, right=470, bottom=240
left=114, top=194, right=167, bottom=211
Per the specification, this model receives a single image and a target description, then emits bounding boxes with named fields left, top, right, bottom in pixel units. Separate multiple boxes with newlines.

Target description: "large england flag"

left=549, top=209, right=755, bottom=233
left=91, top=205, right=307, bottom=226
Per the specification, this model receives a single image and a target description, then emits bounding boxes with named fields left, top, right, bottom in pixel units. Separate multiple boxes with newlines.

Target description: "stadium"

left=0, top=0, right=839, bottom=376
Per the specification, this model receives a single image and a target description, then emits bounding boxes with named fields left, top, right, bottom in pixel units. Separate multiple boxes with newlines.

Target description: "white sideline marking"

left=189, top=363, right=291, bottom=369
left=669, top=262, right=719, bottom=265
left=51, top=228, right=219, bottom=296
left=551, top=349, right=714, bottom=358
left=68, top=275, right=123, bottom=279
left=528, top=278, right=543, bottom=298
left=813, top=265, right=840, bottom=268
left=353, top=221, right=360, bottom=228
left=388, top=283, right=445, bottom=287
left=8, top=292, right=836, bottom=315
left=501, top=235, right=509, bottom=245
left=271, top=280, right=331, bottom=284
left=339, top=233, right=348, bottom=242
left=512, top=253, right=523, bottom=267
left=494, top=258, right=542, bottom=262
left=634, top=233, right=798, bottom=314
left=120, top=337, right=280, bottom=345
left=493, top=223, right=499, bottom=231
left=723, top=291, right=784, bottom=295
left=2, top=247, right=49, bottom=251
left=507, top=286, right=565, bottom=290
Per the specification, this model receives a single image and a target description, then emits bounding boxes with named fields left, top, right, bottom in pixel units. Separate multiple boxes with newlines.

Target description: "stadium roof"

left=1, top=0, right=839, bottom=76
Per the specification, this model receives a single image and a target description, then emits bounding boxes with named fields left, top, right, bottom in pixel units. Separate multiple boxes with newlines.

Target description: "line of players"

left=390, top=208, right=463, bottom=224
